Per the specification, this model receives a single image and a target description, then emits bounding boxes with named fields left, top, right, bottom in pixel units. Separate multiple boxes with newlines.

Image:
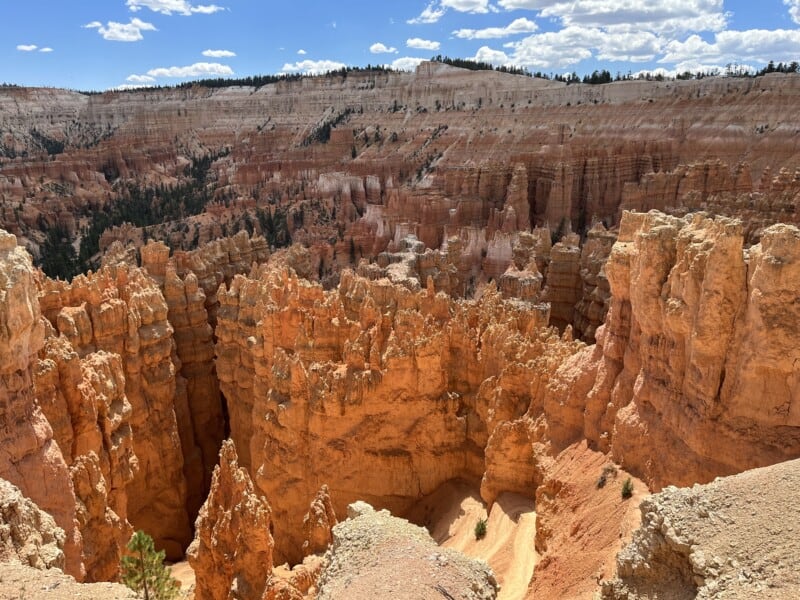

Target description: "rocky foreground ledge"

left=317, top=501, right=498, bottom=600
left=602, top=457, right=800, bottom=599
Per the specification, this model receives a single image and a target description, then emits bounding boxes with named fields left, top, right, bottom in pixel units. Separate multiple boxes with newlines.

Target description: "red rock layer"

left=36, top=262, right=192, bottom=558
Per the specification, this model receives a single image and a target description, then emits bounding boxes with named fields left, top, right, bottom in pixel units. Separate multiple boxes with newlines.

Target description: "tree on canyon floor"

left=120, top=530, right=180, bottom=600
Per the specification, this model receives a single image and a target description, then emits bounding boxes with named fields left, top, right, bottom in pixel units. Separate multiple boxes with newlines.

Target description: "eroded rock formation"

left=188, top=439, right=287, bottom=600
left=301, top=484, right=337, bottom=558
left=539, top=211, right=800, bottom=489
left=37, top=262, right=192, bottom=558
left=35, top=341, right=136, bottom=581
left=215, top=264, right=581, bottom=563
left=0, top=230, right=83, bottom=578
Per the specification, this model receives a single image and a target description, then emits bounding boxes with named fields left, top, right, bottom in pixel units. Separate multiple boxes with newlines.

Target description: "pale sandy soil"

left=168, top=561, right=195, bottom=599
left=408, top=480, right=538, bottom=600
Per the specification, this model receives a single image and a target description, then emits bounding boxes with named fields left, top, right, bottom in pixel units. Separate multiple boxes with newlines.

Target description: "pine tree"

left=120, top=530, right=180, bottom=600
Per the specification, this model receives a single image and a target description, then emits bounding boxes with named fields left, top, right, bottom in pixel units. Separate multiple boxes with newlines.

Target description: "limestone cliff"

left=215, top=263, right=579, bottom=563
left=0, top=230, right=83, bottom=577
left=540, top=211, right=800, bottom=489
left=37, top=261, right=192, bottom=558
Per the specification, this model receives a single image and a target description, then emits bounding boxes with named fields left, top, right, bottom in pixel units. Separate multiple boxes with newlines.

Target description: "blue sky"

left=3, top=1, right=800, bottom=90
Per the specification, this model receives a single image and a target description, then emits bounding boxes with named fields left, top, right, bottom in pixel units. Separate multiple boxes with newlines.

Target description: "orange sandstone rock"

left=188, top=439, right=283, bottom=600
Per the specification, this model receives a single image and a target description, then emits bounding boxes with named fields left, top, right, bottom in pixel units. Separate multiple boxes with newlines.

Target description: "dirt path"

left=407, top=481, right=538, bottom=600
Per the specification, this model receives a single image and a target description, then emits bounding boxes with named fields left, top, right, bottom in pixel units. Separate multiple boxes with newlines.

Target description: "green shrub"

left=474, top=518, right=488, bottom=540
left=621, top=478, right=634, bottom=500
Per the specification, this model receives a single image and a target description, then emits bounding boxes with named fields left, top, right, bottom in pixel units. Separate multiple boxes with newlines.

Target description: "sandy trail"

left=407, top=480, right=538, bottom=600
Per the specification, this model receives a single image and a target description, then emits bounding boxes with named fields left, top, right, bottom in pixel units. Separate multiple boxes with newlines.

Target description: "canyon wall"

left=4, top=67, right=800, bottom=298
left=539, top=210, right=800, bottom=489
left=0, top=230, right=83, bottom=577
left=37, top=263, right=193, bottom=559
left=215, top=263, right=579, bottom=563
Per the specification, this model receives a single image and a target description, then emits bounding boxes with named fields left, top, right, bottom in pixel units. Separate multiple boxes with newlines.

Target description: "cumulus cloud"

left=407, top=37, right=441, bottom=50
left=280, top=59, right=347, bottom=75
left=202, top=49, right=236, bottom=57
left=502, top=26, right=603, bottom=68
left=442, top=0, right=491, bottom=13
left=472, top=46, right=512, bottom=65
left=39, top=47, right=53, bottom=53
left=489, top=24, right=664, bottom=68
left=370, top=42, right=398, bottom=54
left=497, top=0, right=727, bottom=34
left=407, top=2, right=445, bottom=24
left=453, top=17, right=538, bottom=39
left=786, top=0, right=800, bottom=24
left=17, top=44, right=38, bottom=51
left=297, top=49, right=307, bottom=55
left=126, top=0, right=224, bottom=16
left=83, top=18, right=157, bottom=42
left=126, top=74, right=156, bottom=83
left=391, top=57, right=427, bottom=71
left=659, top=29, right=800, bottom=66
left=145, top=61, right=234, bottom=78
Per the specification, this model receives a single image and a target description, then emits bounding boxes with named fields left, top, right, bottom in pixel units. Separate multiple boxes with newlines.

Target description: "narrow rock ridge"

left=37, top=262, right=192, bottom=559
left=0, top=229, right=83, bottom=578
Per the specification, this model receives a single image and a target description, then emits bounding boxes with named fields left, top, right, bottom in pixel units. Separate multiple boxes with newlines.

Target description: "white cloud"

left=472, top=46, right=511, bottom=65
left=391, top=57, right=427, bottom=71
left=453, top=17, right=538, bottom=39
left=370, top=42, right=398, bottom=54
left=17, top=44, right=38, bottom=51
left=202, top=49, right=236, bottom=57
left=408, top=2, right=445, bottom=24
left=126, top=74, right=157, bottom=83
left=442, top=0, right=490, bottom=12
left=595, top=30, right=663, bottom=62
left=297, top=49, right=307, bottom=55
left=502, top=26, right=602, bottom=68
left=407, top=37, right=441, bottom=50
left=280, top=59, right=347, bottom=75
left=498, top=0, right=727, bottom=34
left=126, top=0, right=224, bottom=16
left=39, top=47, right=54, bottom=53
left=495, top=24, right=663, bottom=68
left=144, top=61, right=234, bottom=78
left=115, top=84, right=153, bottom=90
left=190, top=4, right=224, bottom=14
left=660, top=29, right=800, bottom=66
left=786, top=0, right=800, bottom=25
left=83, top=18, right=157, bottom=42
